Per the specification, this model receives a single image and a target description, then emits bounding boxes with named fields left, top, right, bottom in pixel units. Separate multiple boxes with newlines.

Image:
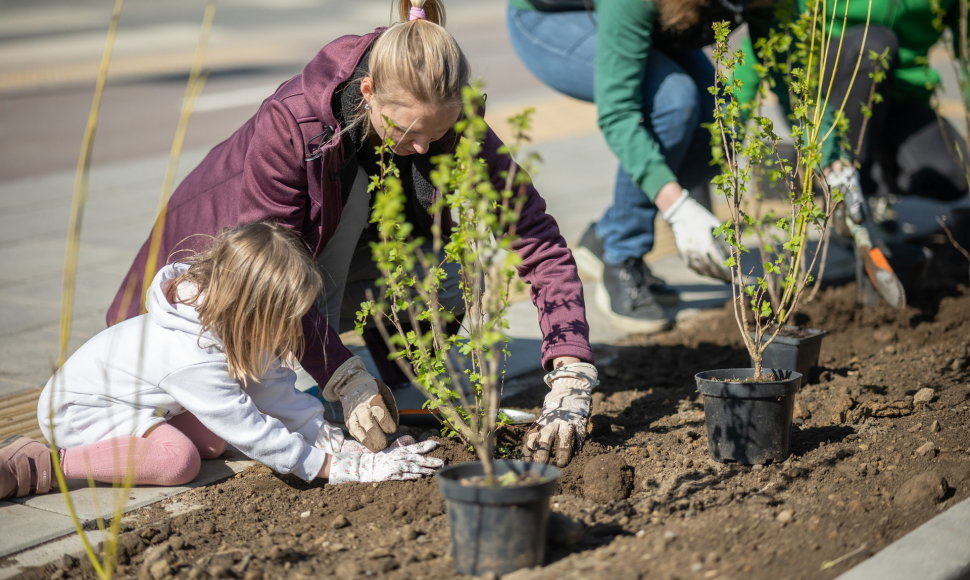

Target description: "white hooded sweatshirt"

left=38, top=264, right=338, bottom=482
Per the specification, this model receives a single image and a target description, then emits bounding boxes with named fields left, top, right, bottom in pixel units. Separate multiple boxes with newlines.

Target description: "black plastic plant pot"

left=437, top=459, right=560, bottom=576
left=695, top=368, right=802, bottom=465
left=750, top=327, right=827, bottom=383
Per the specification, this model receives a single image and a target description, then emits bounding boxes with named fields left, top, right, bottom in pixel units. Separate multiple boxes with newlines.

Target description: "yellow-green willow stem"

left=58, top=0, right=123, bottom=366
left=142, top=0, right=217, bottom=301
left=52, top=0, right=125, bottom=576
left=121, top=2, right=217, bottom=573
left=780, top=0, right=874, bottom=321
left=50, top=2, right=218, bottom=578
left=819, top=0, right=875, bottom=145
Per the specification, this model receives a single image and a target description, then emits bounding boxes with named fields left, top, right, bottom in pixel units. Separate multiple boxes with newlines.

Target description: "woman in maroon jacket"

left=108, top=0, right=596, bottom=467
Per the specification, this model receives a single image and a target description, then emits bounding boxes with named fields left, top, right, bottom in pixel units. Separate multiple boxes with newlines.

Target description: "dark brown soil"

left=12, top=281, right=970, bottom=580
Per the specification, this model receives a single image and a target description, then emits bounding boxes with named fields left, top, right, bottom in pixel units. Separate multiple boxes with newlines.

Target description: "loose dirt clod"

left=894, top=471, right=949, bottom=508
left=581, top=454, right=633, bottom=503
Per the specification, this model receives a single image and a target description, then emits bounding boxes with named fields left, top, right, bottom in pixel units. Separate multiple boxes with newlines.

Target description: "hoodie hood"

left=300, top=30, right=383, bottom=128
left=145, top=263, right=221, bottom=350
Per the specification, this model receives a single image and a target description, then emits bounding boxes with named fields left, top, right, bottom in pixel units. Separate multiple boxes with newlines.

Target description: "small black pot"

left=437, top=460, right=560, bottom=576
left=751, top=327, right=827, bottom=383
left=695, top=368, right=802, bottom=465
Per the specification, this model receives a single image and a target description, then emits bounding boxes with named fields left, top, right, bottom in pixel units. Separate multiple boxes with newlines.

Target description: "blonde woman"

left=107, top=0, right=597, bottom=467
left=0, top=222, right=442, bottom=499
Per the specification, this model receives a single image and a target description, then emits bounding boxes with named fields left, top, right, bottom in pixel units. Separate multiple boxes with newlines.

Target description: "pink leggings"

left=60, top=413, right=226, bottom=486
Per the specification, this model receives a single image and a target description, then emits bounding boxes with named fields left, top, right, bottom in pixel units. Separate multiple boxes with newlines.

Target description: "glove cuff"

left=321, top=356, right=368, bottom=402
left=543, top=362, right=599, bottom=390
left=315, top=421, right=346, bottom=455
left=660, top=188, right=690, bottom=222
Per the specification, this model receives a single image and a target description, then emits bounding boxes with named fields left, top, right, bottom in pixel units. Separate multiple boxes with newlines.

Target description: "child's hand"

left=321, top=357, right=400, bottom=452
left=328, top=439, right=443, bottom=483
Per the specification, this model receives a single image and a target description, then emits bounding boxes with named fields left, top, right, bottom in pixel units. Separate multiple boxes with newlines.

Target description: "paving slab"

left=0, top=501, right=80, bottom=562
left=0, top=530, right=112, bottom=580
left=837, top=495, right=970, bottom=580
left=0, top=456, right=253, bottom=566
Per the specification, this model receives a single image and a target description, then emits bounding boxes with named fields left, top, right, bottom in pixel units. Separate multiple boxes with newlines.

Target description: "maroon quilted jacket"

left=108, top=29, right=593, bottom=387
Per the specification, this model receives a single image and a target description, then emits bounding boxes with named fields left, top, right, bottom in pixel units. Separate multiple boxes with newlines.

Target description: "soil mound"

left=10, top=282, right=970, bottom=580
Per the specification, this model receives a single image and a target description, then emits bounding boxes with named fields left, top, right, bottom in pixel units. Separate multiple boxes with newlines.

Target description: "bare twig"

left=937, top=216, right=970, bottom=262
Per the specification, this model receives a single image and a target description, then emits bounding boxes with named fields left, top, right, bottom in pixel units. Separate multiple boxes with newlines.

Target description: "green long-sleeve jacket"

left=594, top=0, right=677, bottom=200
left=736, top=0, right=969, bottom=117
left=512, top=0, right=754, bottom=200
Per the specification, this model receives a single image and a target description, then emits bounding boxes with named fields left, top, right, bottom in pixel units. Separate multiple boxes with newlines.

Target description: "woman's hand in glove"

left=327, top=438, right=443, bottom=484
left=322, top=356, right=399, bottom=452
left=522, top=362, right=599, bottom=468
left=659, top=187, right=731, bottom=283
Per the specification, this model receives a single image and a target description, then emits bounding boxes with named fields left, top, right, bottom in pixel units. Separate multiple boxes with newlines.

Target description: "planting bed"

left=12, top=281, right=970, bottom=579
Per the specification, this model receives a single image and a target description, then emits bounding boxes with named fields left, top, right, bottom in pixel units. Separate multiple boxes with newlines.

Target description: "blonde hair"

left=359, top=1, right=469, bottom=115
left=338, top=1, right=469, bottom=145
left=172, top=222, right=322, bottom=384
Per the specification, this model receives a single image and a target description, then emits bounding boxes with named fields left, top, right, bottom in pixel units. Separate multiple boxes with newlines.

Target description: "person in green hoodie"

left=507, top=0, right=754, bottom=334
left=736, top=0, right=969, bottom=232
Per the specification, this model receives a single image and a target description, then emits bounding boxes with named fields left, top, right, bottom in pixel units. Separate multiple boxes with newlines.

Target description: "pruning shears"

left=845, top=220, right=906, bottom=308
left=829, top=163, right=906, bottom=308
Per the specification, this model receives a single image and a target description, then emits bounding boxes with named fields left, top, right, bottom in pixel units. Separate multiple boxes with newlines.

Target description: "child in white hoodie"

left=1, top=221, right=442, bottom=500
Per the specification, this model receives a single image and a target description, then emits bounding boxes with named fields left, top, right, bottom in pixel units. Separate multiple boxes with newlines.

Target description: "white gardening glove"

left=825, top=162, right=873, bottom=247
left=328, top=439, right=444, bottom=484
left=322, top=356, right=399, bottom=453
left=661, top=189, right=732, bottom=282
left=522, top=362, right=599, bottom=468
left=335, top=434, right=418, bottom=454
left=825, top=162, right=866, bottom=226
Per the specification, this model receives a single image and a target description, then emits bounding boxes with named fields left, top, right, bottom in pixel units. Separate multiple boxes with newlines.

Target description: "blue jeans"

left=507, top=5, right=716, bottom=263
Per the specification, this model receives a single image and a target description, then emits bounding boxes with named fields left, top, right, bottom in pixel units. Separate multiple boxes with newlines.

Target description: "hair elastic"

left=409, top=6, right=425, bottom=20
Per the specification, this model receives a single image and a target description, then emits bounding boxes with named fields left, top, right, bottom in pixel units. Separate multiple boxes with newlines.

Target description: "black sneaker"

left=573, top=223, right=679, bottom=306
left=599, top=258, right=672, bottom=333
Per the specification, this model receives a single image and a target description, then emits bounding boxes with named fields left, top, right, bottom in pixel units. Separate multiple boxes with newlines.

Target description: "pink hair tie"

left=409, top=6, right=425, bottom=20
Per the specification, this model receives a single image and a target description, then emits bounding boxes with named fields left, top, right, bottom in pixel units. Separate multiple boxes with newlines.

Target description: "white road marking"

left=193, top=85, right=280, bottom=112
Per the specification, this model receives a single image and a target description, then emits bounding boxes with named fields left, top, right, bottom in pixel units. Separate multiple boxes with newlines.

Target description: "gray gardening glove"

left=322, top=356, right=399, bottom=453
left=522, top=362, right=599, bottom=468
left=328, top=439, right=443, bottom=484
left=826, top=162, right=866, bottom=226
left=661, top=189, right=732, bottom=282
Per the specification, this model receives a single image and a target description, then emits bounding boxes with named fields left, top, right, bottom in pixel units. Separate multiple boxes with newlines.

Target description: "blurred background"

left=0, top=0, right=610, bottom=404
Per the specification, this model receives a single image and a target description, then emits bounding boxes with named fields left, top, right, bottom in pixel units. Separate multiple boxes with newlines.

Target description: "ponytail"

left=368, top=0, right=469, bottom=108
left=397, top=0, right=446, bottom=26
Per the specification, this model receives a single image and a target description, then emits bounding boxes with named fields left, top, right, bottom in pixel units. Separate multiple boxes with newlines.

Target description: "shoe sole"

left=594, top=283, right=671, bottom=335
left=574, top=247, right=681, bottom=307
left=572, top=246, right=604, bottom=282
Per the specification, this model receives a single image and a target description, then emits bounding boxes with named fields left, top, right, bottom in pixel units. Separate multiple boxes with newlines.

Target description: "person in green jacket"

left=507, top=0, right=752, bottom=334
left=737, top=0, right=969, bottom=232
